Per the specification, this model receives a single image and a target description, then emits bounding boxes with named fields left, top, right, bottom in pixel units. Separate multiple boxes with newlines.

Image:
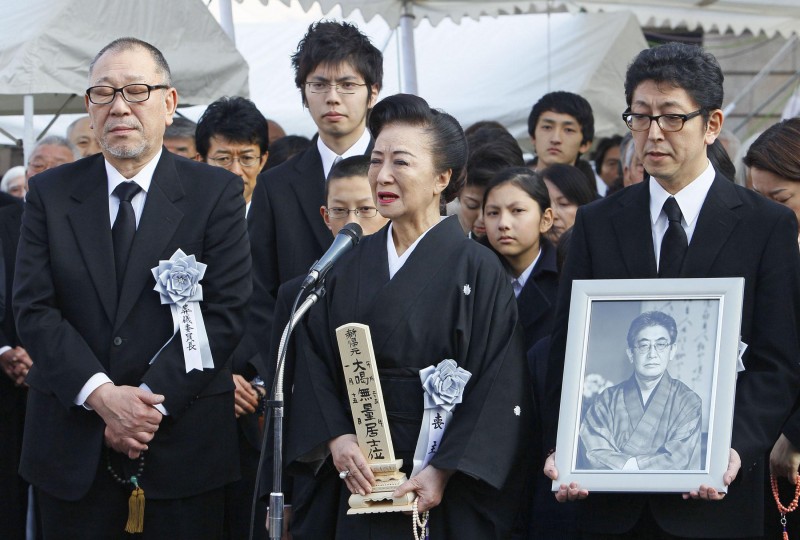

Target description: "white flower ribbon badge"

left=149, top=249, right=213, bottom=373
left=411, top=359, right=472, bottom=477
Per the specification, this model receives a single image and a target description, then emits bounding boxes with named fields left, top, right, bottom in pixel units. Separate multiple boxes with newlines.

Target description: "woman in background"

left=744, top=117, right=800, bottom=538
left=541, top=163, right=595, bottom=245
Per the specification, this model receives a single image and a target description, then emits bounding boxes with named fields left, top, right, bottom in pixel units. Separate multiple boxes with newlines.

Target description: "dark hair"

left=325, top=155, right=370, bottom=200
left=592, top=135, right=623, bottom=176
left=195, top=96, right=268, bottom=159
left=90, top=37, right=172, bottom=86
left=464, top=120, right=506, bottom=138
left=465, top=135, right=524, bottom=189
left=329, top=155, right=369, bottom=181
left=541, top=164, right=595, bottom=207
left=368, top=94, right=467, bottom=206
left=627, top=311, right=678, bottom=348
left=744, top=118, right=800, bottom=183
left=624, top=42, right=723, bottom=122
left=707, top=139, right=736, bottom=181
left=483, top=167, right=550, bottom=215
left=264, top=135, right=312, bottom=170
left=165, top=117, right=197, bottom=141
left=292, top=21, right=383, bottom=106
left=527, top=91, right=595, bottom=145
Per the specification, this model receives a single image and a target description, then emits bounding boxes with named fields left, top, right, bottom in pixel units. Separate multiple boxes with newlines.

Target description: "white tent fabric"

left=252, top=0, right=800, bottom=37
left=0, top=0, right=249, bottom=154
left=230, top=7, right=646, bottom=146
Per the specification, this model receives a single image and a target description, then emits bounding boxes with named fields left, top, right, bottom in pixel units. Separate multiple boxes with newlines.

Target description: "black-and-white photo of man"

left=579, top=311, right=702, bottom=471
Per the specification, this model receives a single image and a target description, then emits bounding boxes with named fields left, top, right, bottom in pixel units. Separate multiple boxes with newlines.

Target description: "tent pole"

left=219, top=0, right=236, bottom=44
left=398, top=1, right=418, bottom=95
left=23, top=95, right=34, bottom=166
left=722, top=34, right=798, bottom=117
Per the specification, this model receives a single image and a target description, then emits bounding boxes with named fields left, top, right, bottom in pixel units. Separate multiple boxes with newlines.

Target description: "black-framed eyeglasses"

left=326, top=206, right=378, bottom=219
left=622, top=109, right=704, bottom=132
left=207, top=155, right=263, bottom=169
left=630, top=340, right=672, bottom=355
left=305, top=81, right=367, bottom=95
left=86, top=83, right=170, bottom=105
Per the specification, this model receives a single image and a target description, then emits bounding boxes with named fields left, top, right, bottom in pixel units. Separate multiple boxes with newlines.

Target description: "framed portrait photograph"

left=554, top=278, right=744, bottom=493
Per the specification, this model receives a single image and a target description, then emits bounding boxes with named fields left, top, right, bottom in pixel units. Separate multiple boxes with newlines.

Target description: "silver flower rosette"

left=150, top=249, right=213, bottom=373
left=411, top=359, right=472, bottom=477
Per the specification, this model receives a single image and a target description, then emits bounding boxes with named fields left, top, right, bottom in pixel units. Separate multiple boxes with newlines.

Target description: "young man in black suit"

left=246, top=21, right=383, bottom=367
left=543, top=42, right=800, bottom=539
left=13, top=38, right=251, bottom=538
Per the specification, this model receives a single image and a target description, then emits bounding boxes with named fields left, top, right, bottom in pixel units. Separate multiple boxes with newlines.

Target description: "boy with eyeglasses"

left=247, top=20, right=383, bottom=382
left=196, top=96, right=269, bottom=215
left=322, top=155, right=388, bottom=237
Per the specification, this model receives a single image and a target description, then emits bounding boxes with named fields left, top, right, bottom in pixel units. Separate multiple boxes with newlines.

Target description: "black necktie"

left=658, top=196, right=688, bottom=278
left=112, top=182, right=142, bottom=293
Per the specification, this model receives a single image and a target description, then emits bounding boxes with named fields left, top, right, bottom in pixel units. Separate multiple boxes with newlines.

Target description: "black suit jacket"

left=516, top=238, right=559, bottom=351
left=544, top=175, right=800, bottom=538
left=246, top=137, right=372, bottom=368
left=13, top=151, right=252, bottom=501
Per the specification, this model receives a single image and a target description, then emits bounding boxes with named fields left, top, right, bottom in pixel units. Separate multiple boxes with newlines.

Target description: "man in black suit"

left=247, top=21, right=383, bottom=367
left=13, top=38, right=251, bottom=538
left=0, top=136, right=78, bottom=540
left=543, top=42, right=800, bottom=539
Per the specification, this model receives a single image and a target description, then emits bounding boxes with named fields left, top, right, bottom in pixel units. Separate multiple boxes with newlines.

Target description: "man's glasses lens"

left=633, top=340, right=671, bottom=354
left=86, top=84, right=167, bottom=104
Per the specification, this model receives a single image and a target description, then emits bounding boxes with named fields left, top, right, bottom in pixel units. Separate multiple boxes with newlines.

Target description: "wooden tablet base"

left=347, top=460, right=415, bottom=514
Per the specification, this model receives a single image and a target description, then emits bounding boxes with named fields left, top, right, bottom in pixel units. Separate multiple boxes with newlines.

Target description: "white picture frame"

left=554, top=278, right=744, bottom=492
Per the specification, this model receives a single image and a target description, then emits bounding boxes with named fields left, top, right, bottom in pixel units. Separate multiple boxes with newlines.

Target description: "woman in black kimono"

left=283, top=94, right=529, bottom=539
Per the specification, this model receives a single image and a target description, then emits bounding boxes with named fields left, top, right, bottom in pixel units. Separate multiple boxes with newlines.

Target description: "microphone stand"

left=267, top=281, right=325, bottom=540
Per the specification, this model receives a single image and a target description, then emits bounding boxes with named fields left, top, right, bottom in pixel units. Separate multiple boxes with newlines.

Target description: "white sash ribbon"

left=150, top=249, right=213, bottom=373
left=411, top=359, right=471, bottom=477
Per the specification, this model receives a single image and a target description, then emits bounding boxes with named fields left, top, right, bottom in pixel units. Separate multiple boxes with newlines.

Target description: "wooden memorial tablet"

left=335, top=323, right=415, bottom=514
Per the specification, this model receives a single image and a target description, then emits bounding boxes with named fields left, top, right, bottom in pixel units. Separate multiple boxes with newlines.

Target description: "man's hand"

left=770, top=434, right=800, bottom=484
left=544, top=451, right=589, bottom=503
left=683, top=448, right=740, bottom=501
left=87, top=383, right=164, bottom=459
left=0, top=346, right=32, bottom=386
left=329, top=433, right=375, bottom=496
left=233, top=374, right=259, bottom=418
left=392, top=465, right=454, bottom=513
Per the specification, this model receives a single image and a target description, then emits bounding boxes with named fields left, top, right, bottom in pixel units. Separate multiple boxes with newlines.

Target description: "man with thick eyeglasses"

left=13, top=37, right=251, bottom=538
left=247, top=23, right=383, bottom=394
left=543, top=42, right=800, bottom=540
left=195, top=94, right=270, bottom=540
left=579, top=311, right=702, bottom=472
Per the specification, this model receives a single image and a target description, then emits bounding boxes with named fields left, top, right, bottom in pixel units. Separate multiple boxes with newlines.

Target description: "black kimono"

left=285, top=216, right=529, bottom=539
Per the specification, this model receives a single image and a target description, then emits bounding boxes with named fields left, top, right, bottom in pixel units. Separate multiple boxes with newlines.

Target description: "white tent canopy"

left=0, top=0, right=249, bottom=159
left=253, top=0, right=800, bottom=37
left=228, top=6, right=647, bottom=147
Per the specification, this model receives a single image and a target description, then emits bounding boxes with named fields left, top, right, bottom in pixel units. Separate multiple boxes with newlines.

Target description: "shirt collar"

left=105, top=149, right=162, bottom=196
left=317, top=128, right=372, bottom=179
left=510, top=248, right=542, bottom=290
left=649, top=159, right=715, bottom=227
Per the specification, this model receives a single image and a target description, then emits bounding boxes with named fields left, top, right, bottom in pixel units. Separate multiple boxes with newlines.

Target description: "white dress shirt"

left=649, top=160, right=715, bottom=272
left=317, top=128, right=372, bottom=179
left=75, top=151, right=168, bottom=414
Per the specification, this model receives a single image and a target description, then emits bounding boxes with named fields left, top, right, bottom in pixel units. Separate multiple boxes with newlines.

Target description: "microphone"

left=302, top=223, right=362, bottom=288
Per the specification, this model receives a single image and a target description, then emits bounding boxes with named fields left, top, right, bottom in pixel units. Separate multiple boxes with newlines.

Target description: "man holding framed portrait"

left=543, top=41, right=800, bottom=539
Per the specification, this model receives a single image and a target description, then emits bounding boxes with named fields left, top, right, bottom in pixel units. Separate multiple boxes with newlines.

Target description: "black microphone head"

left=340, top=222, right=363, bottom=245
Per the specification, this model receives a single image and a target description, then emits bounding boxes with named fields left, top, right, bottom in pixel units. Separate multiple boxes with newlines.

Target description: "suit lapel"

left=611, top=183, right=658, bottom=278
left=681, top=175, right=741, bottom=278
left=66, top=161, right=117, bottom=323
left=288, top=145, right=333, bottom=251
left=114, top=154, right=184, bottom=330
